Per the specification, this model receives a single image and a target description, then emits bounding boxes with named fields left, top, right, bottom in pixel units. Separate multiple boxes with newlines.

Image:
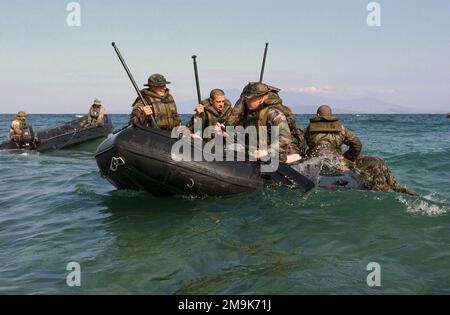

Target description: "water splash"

left=397, top=193, right=448, bottom=216
left=291, top=155, right=345, bottom=184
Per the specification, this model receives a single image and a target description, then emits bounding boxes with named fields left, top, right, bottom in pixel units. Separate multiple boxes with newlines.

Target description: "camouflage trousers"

left=356, top=156, right=418, bottom=196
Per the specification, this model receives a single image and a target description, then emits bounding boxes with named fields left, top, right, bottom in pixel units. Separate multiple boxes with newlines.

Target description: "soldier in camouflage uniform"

left=9, top=111, right=39, bottom=148
left=83, top=98, right=105, bottom=127
left=305, top=105, right=417, bottom=195
left=228, top=83, right=306, bottom=158
left=129, top=74, right=181, bottom=130
left=228, top=82, right=300, bottom=163
left=9, top=111, right=28, bottom=142
left=304, top=105, right=362, bottom=162
left=186, top=89, right=233, bottom=135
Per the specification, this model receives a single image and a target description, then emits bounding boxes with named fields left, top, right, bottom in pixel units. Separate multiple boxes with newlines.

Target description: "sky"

left=0, top=0, right=449, bottom=114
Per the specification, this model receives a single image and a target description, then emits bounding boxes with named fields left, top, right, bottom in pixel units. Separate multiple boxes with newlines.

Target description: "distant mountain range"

left=278, top=92, right=410, bottom=114
left=177, top=89, right=445, bottom=114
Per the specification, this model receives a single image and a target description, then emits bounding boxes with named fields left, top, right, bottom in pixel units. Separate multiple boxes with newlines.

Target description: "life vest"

left=242, top=103, right=277, bottom=136
left=90, top=107, right=100, bottom=119
left=137, top=89, right=181, bottom=129
left=237, top=92, right=301, bottom=131
left=9, top=119, right=25, bottom=140
left=240, top=93, right=304, bottom=153
left=305, top=116, right=345, bottom=158
left=308, top=116, right=342, bottom=133
left=201, top=99, right=232, bottom=127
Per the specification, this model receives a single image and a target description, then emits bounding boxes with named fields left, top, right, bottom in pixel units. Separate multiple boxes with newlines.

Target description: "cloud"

left=285, top=86, right=399, bottom=98
left=285, top=86, right=332, bottom=95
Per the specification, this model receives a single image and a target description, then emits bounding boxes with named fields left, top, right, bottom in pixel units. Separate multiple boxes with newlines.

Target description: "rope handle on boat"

left=110, top=156, right=126, bottom=172
left=54, top=128, right=80, bottom=151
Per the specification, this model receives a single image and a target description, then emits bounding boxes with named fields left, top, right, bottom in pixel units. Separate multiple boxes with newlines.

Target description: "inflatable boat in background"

left=0, top=115, right=114, bottom=152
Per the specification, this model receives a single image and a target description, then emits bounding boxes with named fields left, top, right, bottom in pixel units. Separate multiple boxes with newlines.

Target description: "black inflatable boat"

left=0, top=115, right=114, bottom=152
left=95, top=125, right=266, bottom=196
left=94, top=124, right=365, bottom=197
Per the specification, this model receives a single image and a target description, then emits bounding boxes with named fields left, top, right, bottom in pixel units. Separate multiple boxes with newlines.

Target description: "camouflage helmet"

left=144, top=74, right=171, bottom=87
left=16, top=111, right=27, bottom=118
left=242, top=82, right=270, bottom=100
left=93, top=98, right=102, bottom=106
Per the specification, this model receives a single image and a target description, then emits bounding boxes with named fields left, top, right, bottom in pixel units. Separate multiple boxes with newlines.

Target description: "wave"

left=397, top=193, right=448, bottom=216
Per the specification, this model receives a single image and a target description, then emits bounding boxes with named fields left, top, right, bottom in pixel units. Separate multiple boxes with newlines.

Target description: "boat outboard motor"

left=18, top=126, right=39, bottom=149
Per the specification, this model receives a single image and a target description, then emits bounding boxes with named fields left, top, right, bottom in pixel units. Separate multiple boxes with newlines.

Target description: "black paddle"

left=192, top=55, right=206, bottom=126
left=259, top=42, right=269, bottom=83
left=112, top=42, right=159, bottom=128
left=256, top=42, right=314, bottom=192
left=262, top=160, right=315, bottom=193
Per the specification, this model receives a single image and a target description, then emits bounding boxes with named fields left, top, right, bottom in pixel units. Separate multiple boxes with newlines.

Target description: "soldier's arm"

left=132, top=96, right=145, bottom=108
left=129, top=100, right=147, bottom=126
left=12, top=121, right=22, bottom=135
left=267, top=109, right=292, bottom=162
left=302, top=126, right=313, bottom=158
left=342, top=127, right=362, bottom=161
left=186, top=115, right=196, bottom=133
left=98, top=107, right=105, bottom=122
left=294, top=126, right=307, bottom=157
left=226, top=109, right=239, bottom=126
left=283, top=106, right=305, bottom=153
left=169, top=99, right=182, bottom=126
left=226, top=99, right=244, bottom=126
left=174, top=112, right=182, bottom=126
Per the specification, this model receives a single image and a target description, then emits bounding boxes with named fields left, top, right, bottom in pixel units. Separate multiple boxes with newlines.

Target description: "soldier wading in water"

left=304, top=105, right=417, bottom=195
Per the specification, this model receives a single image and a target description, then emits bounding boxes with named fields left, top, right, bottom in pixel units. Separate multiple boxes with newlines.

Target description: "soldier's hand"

left=339, top=156, right=351, bottom=171
left=142, top=105, right=153, bottom=116
left=214, top=122, right=228, bottom=138
left=191, top=133, right=203, bottom=141
left=195, top=104, right=204, bottom=116
left=214, top=122, right=226, bottom=132
left=286, top=154, right=301, bottom=164
left=253, top=150, right=268, bottom=160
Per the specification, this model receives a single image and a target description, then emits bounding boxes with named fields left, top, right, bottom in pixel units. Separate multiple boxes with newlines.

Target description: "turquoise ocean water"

left=0, top=114, right=449, bottom=294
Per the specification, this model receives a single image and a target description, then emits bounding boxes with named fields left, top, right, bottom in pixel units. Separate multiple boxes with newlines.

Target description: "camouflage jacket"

left=187, top=98, right=233, bottom=133
left=228, top=92, right=306, bottom=157
left=239, top=102, right=299, bottom=163
left=304, top=116, right=362, bottom=161
left=9, top=119, right=25, bottom=140
left=129, top=89, right=181, bottom=130
left=86, top=105, right=105, bottom=126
